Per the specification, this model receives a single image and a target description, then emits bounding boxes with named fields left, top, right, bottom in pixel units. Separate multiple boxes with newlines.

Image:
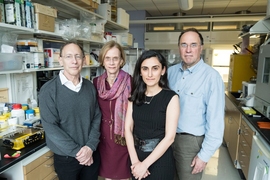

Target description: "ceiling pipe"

left=129, top=15, right=264, bottom=24
left=179, top=0, right=193, bottom=10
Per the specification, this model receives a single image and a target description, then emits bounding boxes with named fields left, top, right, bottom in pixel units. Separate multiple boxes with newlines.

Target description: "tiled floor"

left=99, top=145, right=244, bottom=180
left=202, top=145, right=244, bottom=180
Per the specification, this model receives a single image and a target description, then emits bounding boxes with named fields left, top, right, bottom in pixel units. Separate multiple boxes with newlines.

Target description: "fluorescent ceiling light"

left=153, top=27, right=175, bottom=31
left=130, top=15, right=264, bottom=24
left=183, top=26, right=208, bottom=30
left=213, top=25, right=238, bottom=30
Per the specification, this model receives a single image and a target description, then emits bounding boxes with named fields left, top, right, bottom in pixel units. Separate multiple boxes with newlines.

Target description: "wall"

left=127, top=10, right=148, bottom=49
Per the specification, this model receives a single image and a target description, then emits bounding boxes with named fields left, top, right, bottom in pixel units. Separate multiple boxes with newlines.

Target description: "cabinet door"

left=225, top=95, right=241, bottom=164
left=227, top=117, right=239, bottom=163
left=224, top=111, right=231, bottom=144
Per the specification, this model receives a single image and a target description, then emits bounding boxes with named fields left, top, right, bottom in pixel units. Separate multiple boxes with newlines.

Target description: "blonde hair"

left=98, top=40, right=126, bottom=68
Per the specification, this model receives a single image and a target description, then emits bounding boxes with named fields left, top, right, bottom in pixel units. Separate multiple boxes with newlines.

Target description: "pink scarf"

left=96, top=70, right=131, bottom=137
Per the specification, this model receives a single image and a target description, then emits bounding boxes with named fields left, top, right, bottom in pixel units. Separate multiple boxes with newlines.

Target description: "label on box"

left=44, top=48, right=60, bottom=68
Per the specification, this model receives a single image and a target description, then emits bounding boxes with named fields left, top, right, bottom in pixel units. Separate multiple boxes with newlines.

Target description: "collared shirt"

left=59, top=70, right=83, bottom=92
left=168, top=59, right=225, bottom=162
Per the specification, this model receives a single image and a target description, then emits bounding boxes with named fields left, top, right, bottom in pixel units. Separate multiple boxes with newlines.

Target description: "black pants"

left=54, top=151, right=100, bottom=180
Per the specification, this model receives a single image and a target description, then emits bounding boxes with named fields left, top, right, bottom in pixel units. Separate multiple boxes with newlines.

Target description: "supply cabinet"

left=23, top=150, right=57, bottom=180
left=228, top=54, right=256, bottom=92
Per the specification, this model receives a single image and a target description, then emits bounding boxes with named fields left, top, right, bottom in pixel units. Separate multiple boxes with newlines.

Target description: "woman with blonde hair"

left=93, top=40, right=132, bottom=180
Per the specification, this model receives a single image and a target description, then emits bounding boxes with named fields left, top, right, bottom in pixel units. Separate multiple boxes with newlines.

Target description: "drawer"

left=239, top=134, right=251, bottom=156
left=240, top=124, right=254, bottom=147
left=24, top=157, right=54, bottom=180
left=23, top=150, right=54, bottom=174
left=238, top=143, right=251, bottom=165
left=238, top=143, right=250, bottom=179
left=239, top=160, right=249, bottom=180
left=44, top=171, right=58, bottom=180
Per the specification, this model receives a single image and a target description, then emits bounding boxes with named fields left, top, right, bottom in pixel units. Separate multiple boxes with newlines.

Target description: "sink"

left=230, top=92, right=242, bottom=99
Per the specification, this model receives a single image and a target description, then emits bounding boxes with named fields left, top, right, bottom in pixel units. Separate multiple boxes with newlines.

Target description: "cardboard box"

left=33, top=3, right=57, bottom=32
left=93, top=0, right=101, bottom=4
left=44, top=48, right=60, bottom=68
left=69, top=0, right=92, bottom=6
left=0, top=88, right=9, bottom=103
left=68, top=0, right=96, bottom=11
left=96, top=3, right=111, bottom=21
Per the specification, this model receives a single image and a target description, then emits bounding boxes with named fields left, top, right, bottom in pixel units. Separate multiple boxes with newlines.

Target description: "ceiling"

left=117, top=0, right=268, bottom=17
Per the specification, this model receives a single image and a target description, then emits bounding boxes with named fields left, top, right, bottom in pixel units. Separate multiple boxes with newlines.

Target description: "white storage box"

left=113, top=33, right=133, bottom=47
left=96, top=3, right=111, bottom=21
left=117, top=8, right=129, bottom=28
left=0, top=53, right=24, bottom=71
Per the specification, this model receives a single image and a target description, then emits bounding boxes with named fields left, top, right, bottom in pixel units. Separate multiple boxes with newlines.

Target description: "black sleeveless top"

left=133, top=89, right=177, bottom=140
left=132, top=89, right=177, bottom=180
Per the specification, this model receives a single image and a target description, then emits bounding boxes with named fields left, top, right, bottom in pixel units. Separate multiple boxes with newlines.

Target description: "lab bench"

left=0, top=139, right=57, bottom=180
left=225, top=91, right=270, bottom=179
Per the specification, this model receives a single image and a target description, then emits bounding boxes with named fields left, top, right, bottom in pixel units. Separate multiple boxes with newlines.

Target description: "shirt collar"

left=59, top=70, right=83, bottom=92
left=59, top=70, right=82, bottom=85
left=180, top=59, right=204, bottom=73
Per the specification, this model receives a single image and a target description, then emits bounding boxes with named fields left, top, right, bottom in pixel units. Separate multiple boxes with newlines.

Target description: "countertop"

left=225, top=91, right=270, bottom=146
left=0, top=138, right=46, bottom=173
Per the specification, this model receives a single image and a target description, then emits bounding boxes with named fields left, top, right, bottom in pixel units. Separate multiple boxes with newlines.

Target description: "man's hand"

left=76, top=146, right=93, bottom=166
left=191, top=155, right=207, bottom=174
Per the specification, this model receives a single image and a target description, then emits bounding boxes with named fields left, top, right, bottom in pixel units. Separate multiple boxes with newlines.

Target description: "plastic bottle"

left=11, top=103, right=25, bottom=125
left=22, top=104, right=28, bottom=111
left=33, top=107, right=40, bottom=118
left=0, top=115, right=8, bottom=129
left=4, top=0, right=16, bottom=25
left=3, top=106, right=11, bottom=118
left=25, top=109, right=34, bottom=120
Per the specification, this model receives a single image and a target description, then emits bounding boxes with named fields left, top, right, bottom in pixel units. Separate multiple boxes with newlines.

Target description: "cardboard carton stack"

left=68, top=0, right=99, bottom=11
left=33, top=3, right=57, bottom=32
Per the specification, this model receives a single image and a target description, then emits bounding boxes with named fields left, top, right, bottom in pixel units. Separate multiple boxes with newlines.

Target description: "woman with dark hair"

left=125, top=50, right=180, bottom=180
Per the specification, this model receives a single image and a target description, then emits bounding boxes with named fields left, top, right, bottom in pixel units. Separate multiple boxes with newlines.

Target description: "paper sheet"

left=13, top=73, right=34, bottom=104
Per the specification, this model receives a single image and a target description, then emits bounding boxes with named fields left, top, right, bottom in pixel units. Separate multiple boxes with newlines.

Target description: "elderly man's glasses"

left=180, top=43, right=200, bottom=49
left=62, top=54, right=84, bottom=61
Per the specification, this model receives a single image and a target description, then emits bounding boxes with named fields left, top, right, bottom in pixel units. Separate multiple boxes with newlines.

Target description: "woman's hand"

left=131, top=161, right=150, bottom=179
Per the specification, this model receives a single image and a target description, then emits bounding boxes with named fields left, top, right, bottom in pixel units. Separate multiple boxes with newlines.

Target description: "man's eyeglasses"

left=62, top=54, right=84, bottom=61
left=180, top=43, right=200, bottom=49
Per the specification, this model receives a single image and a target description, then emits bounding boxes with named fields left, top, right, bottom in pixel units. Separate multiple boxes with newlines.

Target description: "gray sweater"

left=39, top=76, right=101, bottom=157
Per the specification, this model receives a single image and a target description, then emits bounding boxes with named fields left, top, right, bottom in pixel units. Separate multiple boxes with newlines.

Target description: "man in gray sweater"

left=39, top=42, right=101, bottom=180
